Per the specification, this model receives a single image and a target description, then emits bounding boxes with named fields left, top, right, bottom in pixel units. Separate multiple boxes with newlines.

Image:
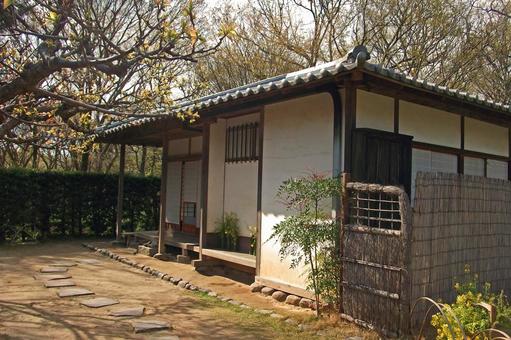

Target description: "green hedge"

left=0, top=168, right=160, bottom=243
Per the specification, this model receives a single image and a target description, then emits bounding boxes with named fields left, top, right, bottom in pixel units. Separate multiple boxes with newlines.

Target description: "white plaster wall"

left=168, top=138, right=189, bottom=156
left=260, top=92, right=334, bottom=288
left=166, top=161, right=182, bottom=224
left=465, top=118, right=508, bottom=157
left=356, top=90, right=394, bottom=132
left=400, top=101, right=461, bottom=148
left=222, top=113, right=260, bottom=238
left=226, top=112, right=260, bottom=127
left=206, top=119, right=226, bottom=232
left=224, top=162, right=258, bottom=237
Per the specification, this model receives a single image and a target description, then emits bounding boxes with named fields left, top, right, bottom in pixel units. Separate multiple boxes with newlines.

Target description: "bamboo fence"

left=410, top=172, right=511, bottom=322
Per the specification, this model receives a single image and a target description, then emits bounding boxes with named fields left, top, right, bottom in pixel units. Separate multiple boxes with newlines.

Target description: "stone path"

left=33, top=273, right=71, bottom=280
left=57, top=287, right=94, bottom=297
left=33, top=257, right=176, bottom=337
left=131, top=319, right=171, bottom=333
left=43, top=279, right=75, bottom=288
left=109, top=306, right=145, bottom=317
left=40, top=266, right=68, bottom=273
left=80, top=297, right=119, bottom=308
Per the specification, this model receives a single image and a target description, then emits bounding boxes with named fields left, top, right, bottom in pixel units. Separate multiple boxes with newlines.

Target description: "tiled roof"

left=96, top=48, right=511, bottom=137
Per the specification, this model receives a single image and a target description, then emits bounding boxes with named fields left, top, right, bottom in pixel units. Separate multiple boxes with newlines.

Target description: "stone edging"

left=81, top=243, right=307, bottom=328
left=249, top=283, right=316, bottom=310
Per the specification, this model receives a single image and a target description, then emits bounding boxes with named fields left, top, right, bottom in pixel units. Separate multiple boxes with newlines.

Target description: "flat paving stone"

left=57, top=288, right=94, bottom=298
left=49, top=261, right=77, bottom=267
left=40, top=267, right=68, bottom=273
left=80, top=297, right=119, bottom=308
left=130, top=319, right=171, bottom=333
left=76, top=259, right=102, bottom=265
left=33, top=273, right=71, bottom=281
left=109, top=306, right=145, bottom=317
left=44, top=279, right=76, bottom=288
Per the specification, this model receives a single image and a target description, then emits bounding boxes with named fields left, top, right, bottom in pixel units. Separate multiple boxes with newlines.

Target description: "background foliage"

left=0, top=168, right=160, bottom=243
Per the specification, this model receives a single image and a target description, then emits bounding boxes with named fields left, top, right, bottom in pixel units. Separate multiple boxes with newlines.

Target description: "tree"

left=269, top=173, right=342, bottom=317
left=0, top=0, right=234, bottom=151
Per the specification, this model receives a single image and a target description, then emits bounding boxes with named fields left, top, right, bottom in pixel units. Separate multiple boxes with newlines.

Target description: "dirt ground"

left=0, top=241, right=376, bottom=339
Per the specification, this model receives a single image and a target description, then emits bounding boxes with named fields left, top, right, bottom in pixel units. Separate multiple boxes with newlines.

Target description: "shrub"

left=431, top=266, right=511, bottom=339
left=0, top=168, right=160, bottom=243
left=216, top=212, right=239, bottom=251
left=269, top=173, right=342, bottom=317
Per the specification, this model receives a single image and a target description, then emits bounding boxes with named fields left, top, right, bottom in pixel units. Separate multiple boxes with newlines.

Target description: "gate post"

left=339, top=172, right=350, bottom=314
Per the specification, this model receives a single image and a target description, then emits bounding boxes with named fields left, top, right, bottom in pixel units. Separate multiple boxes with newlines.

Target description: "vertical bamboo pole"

left=339, top=172, right=350, bottom=314
left=156, top=135, right=169, bottom=257
left=115, top=144, right=126, bottom=242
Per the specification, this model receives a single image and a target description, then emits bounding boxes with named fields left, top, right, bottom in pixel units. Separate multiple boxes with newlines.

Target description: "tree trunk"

left=31, top=145, right=38, bottom=169
left=139, top=146, right=147, bottom=176
left=80, top=150, right=90, bottom=172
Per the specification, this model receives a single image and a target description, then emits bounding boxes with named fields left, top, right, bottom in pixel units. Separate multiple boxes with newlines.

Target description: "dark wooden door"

left=351, top=128, right=413, bottom=195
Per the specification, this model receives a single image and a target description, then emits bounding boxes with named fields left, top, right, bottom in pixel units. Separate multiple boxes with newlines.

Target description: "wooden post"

left=115, top=144, right=126, bottom=242
left=339, top=172, right=350, bottom=314
left=155, top=135, right=169, bottom=257
left=199, top=123, right=210, bottom=258
left=255, top=109, right=265, bottom=275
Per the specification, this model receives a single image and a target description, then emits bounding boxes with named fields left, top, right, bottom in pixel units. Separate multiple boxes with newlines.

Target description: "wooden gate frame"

left=340, top=175, right=413, bottom=336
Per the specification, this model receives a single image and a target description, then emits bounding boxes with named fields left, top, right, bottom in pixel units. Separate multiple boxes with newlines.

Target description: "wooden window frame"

left=225, top=122, right=259, bottom=163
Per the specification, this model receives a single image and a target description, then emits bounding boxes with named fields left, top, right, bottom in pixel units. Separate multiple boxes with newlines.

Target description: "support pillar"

left=199, top=123, right=210, bottom=259
left=115, top=144, right=126, bottom=243
left=155, top=135, right=169, bottom=258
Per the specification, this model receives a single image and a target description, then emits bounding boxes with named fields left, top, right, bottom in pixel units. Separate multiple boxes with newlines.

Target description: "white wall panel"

left=356, top=90, right=394, bottom=132
left=400, top=101, right=460, bottom=148
left=260, top=92, right=333, bottom=288
left=166, top=161, right=182, bottom=224
left=465, top=118, right=508, bottom=157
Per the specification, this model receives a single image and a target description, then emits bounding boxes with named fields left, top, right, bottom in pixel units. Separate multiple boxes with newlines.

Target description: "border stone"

left=260, top=287, right=275, bottom=296
left=285, top=295, right=301, bottom=306
left=249, top=282, right=263, bottom=293
left=271, top=291, right=287, bottom=302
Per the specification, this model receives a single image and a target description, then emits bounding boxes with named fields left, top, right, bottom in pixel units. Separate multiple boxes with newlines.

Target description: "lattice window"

left=348, top=190, right=402, bottom=230
left=225, top=122, right=259, bottom=163
left=182, top=202, right=196, bottom=218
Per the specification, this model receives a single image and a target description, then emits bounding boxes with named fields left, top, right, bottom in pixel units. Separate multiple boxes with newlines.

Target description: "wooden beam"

left=413, top=141, right=509, bottom=162
left=168, top=153, right=202, bottom=162
left=199, top=123, right=210, bottom=257
left=255, top=109, right=265, bottom=276
left=115, top=144, right=126, bottom=241
left=156, top=135, right=169, bottom=256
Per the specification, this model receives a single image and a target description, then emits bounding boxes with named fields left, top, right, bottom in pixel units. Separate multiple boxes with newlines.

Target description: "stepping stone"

left=49, top=261, right=77, bottom=267
left=130, top=319, right=171, bottom=333
left=109, top=306, right=145, bottom=317
left=44, top=279, right=76, bottom=288
left=33, top=273, right=71, bottom=281
left=57, top=288, right=94, bottom=298
left=80, top=297, right=119, bottom=308
left=77, top=259, right=102, bottom=265
left=40, top=267, right=68, bottom=273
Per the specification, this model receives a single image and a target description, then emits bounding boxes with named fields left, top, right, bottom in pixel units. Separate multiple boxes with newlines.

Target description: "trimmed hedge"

left=0, top=168, right=160, bottom=243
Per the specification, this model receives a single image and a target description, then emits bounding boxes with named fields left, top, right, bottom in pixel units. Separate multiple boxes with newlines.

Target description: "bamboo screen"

left=411, top=172, right=511, bottom=309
